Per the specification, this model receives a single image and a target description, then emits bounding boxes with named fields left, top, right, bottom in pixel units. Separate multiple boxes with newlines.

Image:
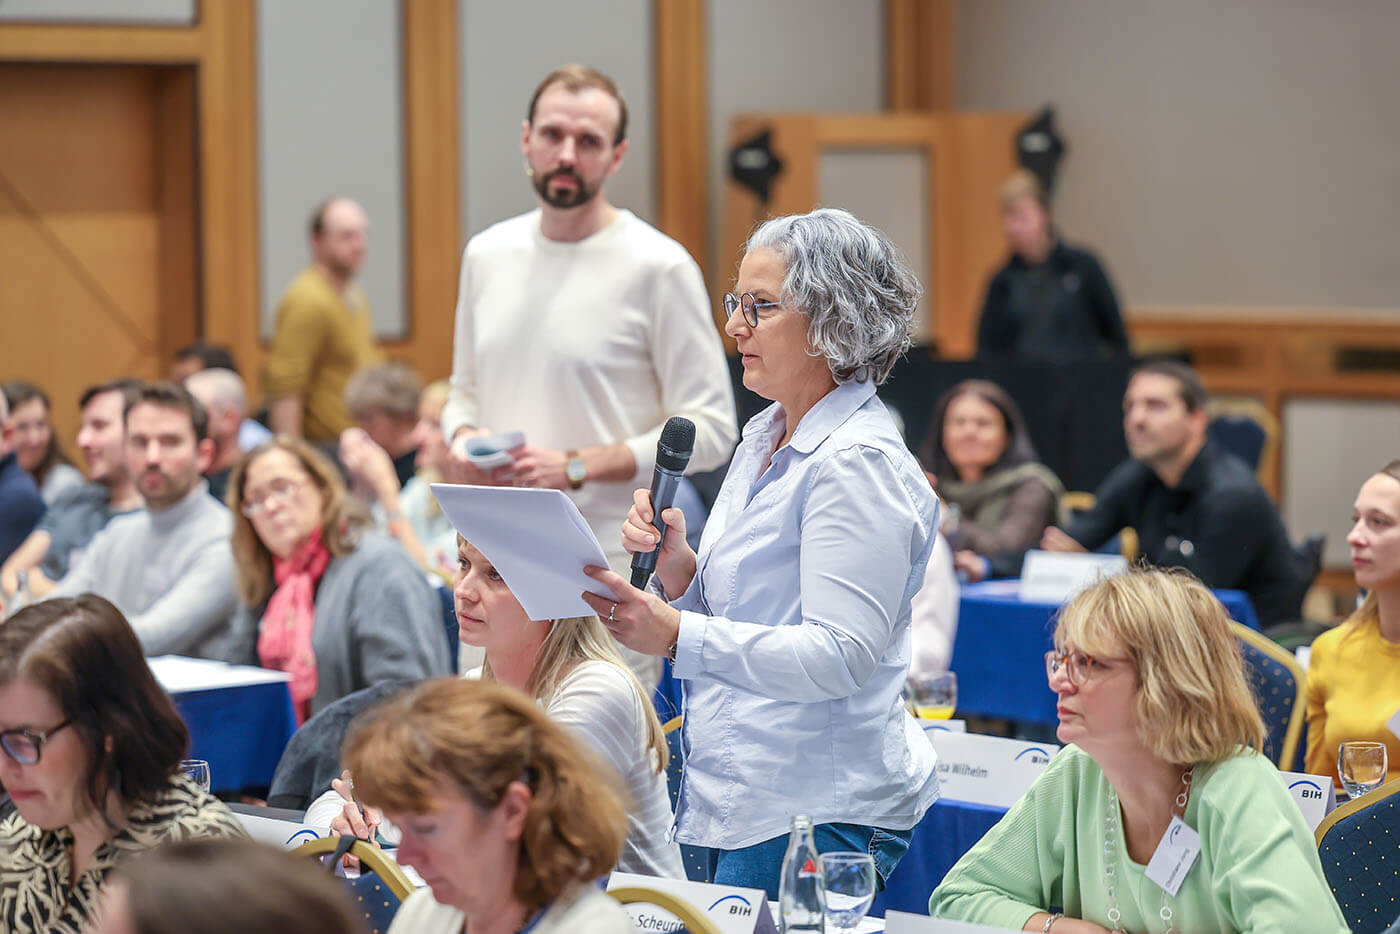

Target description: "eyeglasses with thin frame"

left=1045, top=649, right=1127, bottom=687
left=241, top=477, right=303, bottom=518
left=722, top=291, right=782, bottom=328
left=0, top=718, right=73, bottom=765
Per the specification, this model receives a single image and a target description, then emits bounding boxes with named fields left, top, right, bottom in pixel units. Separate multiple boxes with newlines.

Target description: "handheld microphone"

left=630, top=416, right=695, bottom=590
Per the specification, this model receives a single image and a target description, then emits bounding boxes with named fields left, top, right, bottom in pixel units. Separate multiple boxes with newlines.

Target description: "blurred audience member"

left=184, top=368, right=253, bottom=502
left=1043, top=359, right=1309, bottom=626
left=0, top=596, right=246, bottom=932
left=2, top=381, right=83, bottom=504
left=1306, top=460, right=1400, bottom=785
left=342, top=361, right=422, bottom=491
left=344, top=678, right=635, bottom=934
left=0, top=392, right=45, bottom=571
left=1, top=380, right=141, bottom=604
left=909, top=529, right=959, bottom=677
left=172, top=342, right=272, bottom=452
left=975, top=170, right=1127, bottom=362
left=227, top=438, right=449, bottom=722
left=50, top=382, right=240, bottom=658
left=93, top=838, right=362, bottom=934
left=264, top=197, right=380, bottom=441
left=921, top=379, right=1063, bottom=582
left=341, top=379, right=458, bottom=577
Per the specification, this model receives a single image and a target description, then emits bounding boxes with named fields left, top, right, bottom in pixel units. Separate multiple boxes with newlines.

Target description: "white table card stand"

left=1019, top=550, right=1128, bottom=604
left=1277, top=770, right=1338, bottom=831
left=925, top=731, right=1059, bottom=808
left=608, top=871, right=777, bottom=934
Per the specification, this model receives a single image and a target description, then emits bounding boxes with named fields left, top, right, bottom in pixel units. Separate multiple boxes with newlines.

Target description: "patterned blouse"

left=0, top=774, right=248, bottom=933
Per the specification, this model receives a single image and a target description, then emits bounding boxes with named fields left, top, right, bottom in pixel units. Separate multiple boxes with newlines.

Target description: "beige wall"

left=958, top=0, right=1400, bottom=310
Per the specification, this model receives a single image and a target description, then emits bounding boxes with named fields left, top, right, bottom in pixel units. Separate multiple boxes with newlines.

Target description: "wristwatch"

left=565, top=451, right=587, bottom=490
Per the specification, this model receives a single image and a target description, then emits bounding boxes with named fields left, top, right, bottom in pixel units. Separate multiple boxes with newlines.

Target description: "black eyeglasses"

left=1, top=718, right=74, bottom=765
left=722, top=291, right=782, bottom=328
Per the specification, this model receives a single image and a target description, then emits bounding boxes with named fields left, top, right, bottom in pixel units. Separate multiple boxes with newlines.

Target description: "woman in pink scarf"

left=227, top=438, right=449, bottom=723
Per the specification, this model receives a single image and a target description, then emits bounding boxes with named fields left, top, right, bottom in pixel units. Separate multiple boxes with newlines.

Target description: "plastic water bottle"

left=779, top=815, right=824, bottom=932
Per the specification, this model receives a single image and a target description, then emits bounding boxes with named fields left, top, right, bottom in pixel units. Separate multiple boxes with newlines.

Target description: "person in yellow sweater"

left=263, top=197, right=380, bottom=441
left=1306, top=459, right=1400, bottom=786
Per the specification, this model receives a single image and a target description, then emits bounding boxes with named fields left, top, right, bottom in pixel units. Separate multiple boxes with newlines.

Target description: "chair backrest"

left=609, top=885, right=722, bottom=934
left=294, top=836, right=415, bottom=934
left=663, top=716, right=713, bottom=883
left=267, top=680, right=417, bottom=810
left=435, top=583, right=460, bottom=674
left=1231, top=622, right=1306, bottom=770
left=1207, top=397, right=1279, bottom=478
left=1315, top=776, right=1400, bottom=933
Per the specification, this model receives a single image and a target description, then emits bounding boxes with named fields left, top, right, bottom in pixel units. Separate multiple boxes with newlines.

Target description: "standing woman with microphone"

left=583, top=208, right=939, bottom=896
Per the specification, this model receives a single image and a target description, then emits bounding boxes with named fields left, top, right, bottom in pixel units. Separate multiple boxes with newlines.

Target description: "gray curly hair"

left=746, top=208, right=921, bottom=385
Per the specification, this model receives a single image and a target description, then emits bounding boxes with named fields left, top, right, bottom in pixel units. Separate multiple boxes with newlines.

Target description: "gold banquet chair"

left=1056, top=491, right=1139, bottom=563
left=1230, top=621, right=1306, bottom=770
left=295, top=836, right=416, bottom=934
left=609, top=885, right=723, bottom=934
left=1315, top=776, right=1400, bottom=934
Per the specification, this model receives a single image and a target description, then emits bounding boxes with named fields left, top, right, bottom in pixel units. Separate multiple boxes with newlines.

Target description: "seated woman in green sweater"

left=930, top=569, right=1347, bottom=933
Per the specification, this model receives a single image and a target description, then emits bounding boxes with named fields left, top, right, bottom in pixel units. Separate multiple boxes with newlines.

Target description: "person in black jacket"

left=976, top=170, right=1128, bottom=362
left=1041, top=359, right=1309, bottom=625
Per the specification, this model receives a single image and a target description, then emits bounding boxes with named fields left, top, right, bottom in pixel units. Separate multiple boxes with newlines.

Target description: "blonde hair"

left=344, top=678, right=627, bottom=915
left=481, top=611, right=669, bottom=774
left=999, top=168, right=1049, bottom=210
left=228, top=437, right=369, bottom=607
left=1055, top=568, right=1265, bottom=765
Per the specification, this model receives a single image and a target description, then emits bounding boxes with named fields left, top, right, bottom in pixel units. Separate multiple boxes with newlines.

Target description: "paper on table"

left=148, top=655, right=291, bottom=693
left=430, top=484, right=618, bottom=620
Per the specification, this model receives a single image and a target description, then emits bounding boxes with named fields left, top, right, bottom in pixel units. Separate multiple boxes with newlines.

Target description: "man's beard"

left=532, top=166, right=599, bottom=209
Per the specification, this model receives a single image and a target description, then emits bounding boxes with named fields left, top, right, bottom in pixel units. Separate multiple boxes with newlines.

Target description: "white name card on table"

left=148, top=655, right=291, bottom=693
left=1019, top=550, right=1128, bottom=604
left=608, top=871, right=777, bottom=934
left=921, top=719, right=967, bottom=733
left=926, top=731, right=1059, bottom=808
left=1278, top=771, right=1337, bottom=830
left=884, top=910, right=1024, bottom=932
left=235, top=811, right=331, bottom=850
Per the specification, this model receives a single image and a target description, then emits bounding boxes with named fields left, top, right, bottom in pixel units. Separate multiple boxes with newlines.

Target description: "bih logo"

left=1289, top=779, right=1324, bottom=801
left=708, top=895, right=754, bottom=917
left=1014, top=747, right=1051, bottom=766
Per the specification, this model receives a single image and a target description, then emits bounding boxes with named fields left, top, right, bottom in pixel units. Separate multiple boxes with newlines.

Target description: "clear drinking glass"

left=1338, top=741, right=1387, bottom=800
left=906, top=671, right=957, bottom=720
left=181, top=758, right=211, bottom=793
left=820, top=852, right=877, bottom=931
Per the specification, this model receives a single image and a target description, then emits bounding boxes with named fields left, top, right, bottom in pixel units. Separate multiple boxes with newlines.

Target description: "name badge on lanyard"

left=1143, top=816, right=1201, bottom=896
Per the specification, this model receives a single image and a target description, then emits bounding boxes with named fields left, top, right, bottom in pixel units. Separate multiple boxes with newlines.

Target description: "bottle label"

left=798, top=857, right=819, bottom=877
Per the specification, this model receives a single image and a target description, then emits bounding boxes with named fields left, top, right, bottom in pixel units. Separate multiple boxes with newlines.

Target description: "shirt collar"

left=1174, top=441, right=1214, bottom=493
left=786, top=380, right=878, bottom=455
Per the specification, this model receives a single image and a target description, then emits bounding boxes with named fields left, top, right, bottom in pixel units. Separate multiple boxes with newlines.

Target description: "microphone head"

left=656, top=416, right=695, bottom=471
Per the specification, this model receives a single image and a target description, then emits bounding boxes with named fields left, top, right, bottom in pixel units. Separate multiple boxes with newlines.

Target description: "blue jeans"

left=706, top=822, right=913, bottom=900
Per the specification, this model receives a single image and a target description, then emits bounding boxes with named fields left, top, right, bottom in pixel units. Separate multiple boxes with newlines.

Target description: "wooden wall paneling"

left=196, top=0, right=262, bottom=386
left=154, top=66, right=199, bottom=365
left=654, top=0, right=710, bottom=288
left=885, top=0, right=955, bottom=111
left=399, top=0, right=462, bottom=383
left=0, top=21, right=202, bottom=62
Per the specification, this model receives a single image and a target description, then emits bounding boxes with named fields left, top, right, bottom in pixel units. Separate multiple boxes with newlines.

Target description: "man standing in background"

left=443, top=65, right=736, bottom=683
left=264, top=197, right=381, bottom=441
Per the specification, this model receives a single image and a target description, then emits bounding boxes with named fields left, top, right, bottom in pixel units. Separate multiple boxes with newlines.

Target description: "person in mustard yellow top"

left=1306, top=459, right=1400, bottom=786
left=263, top=197, right=380, bottom=441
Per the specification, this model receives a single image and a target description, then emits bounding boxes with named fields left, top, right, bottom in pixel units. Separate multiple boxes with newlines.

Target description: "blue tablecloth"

left=171, top=681, right=297, bottom=793
left=871, top=796, right=1007, bottom=916
left=952, top=581, right=1259, bottom=727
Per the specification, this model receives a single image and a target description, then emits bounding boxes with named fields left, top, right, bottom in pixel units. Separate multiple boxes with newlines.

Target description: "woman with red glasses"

left=0, top=596, right=245, bottom=932
left=931, top=569, right=1345, bottom=933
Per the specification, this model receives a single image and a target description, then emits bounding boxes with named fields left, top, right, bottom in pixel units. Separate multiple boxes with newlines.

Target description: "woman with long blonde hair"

left=308, top=533, right=682, bottom=878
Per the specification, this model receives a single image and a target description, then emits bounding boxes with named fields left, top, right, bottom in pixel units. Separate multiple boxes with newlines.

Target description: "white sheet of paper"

left=148, top=655, right=291, bottom=693
left=430, top=484, right=618, bottom=620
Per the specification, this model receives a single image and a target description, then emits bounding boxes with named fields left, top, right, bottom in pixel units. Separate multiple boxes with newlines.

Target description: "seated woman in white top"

left=346, top=678, right=635, bottom=934
left=307, top=534, right=683, bottom=879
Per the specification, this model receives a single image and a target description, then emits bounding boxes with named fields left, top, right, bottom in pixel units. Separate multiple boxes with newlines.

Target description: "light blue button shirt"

left=670, top=379, right=941, bottom=849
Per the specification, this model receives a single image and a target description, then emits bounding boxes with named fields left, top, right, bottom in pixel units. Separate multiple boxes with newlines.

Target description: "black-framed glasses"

left=1, top=718, right=73, bottom=765
left=722, top=291, right=782, bottom=327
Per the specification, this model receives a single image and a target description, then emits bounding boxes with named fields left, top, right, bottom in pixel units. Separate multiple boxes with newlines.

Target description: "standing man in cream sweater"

left=443, top=65, right=736, bottom=682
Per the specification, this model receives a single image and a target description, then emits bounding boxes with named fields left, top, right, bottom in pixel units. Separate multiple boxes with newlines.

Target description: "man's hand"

left=510, top=445, right=569, bottom=491
left=446, top=431, right=516, bottom=486
left=339, top=428, right=401, bottom=505
left=1041, top=527, right=1087, bottom=553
